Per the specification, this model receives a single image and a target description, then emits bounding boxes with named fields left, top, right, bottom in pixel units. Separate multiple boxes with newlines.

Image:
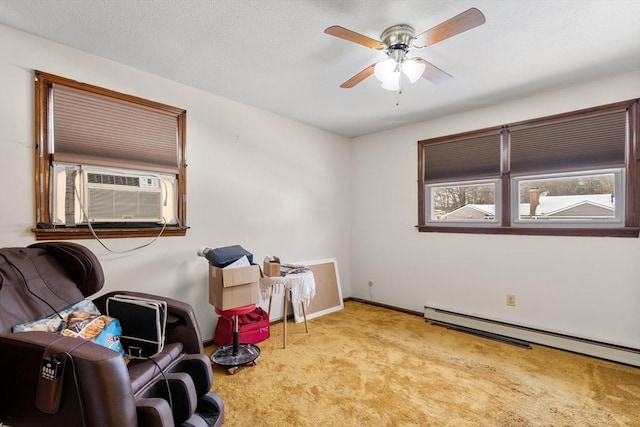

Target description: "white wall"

left=2, top=23, right=638, bottom=350
left=350, top=70, right=640, bottom=349
left=0, top=25, right=352, bottom=340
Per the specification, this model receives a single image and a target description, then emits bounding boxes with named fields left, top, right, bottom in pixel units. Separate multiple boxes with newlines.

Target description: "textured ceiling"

left=1, top=0, right=639, bottom=138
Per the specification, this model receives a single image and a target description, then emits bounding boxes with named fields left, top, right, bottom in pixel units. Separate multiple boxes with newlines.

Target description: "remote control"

left=41, top=357, right=61, bottom=380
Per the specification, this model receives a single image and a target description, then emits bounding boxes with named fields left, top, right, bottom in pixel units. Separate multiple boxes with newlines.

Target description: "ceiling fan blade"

left=411, top=58, right=453, bottom=84
left=412, top=8, right=486, bottom=48
left=340, top=64, right=376, bottom=88
left=324, top=26, right=385, bottom=50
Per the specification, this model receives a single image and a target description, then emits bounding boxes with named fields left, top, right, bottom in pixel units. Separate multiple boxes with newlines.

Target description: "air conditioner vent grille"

left=87, top=188, right=161, bottom=220
left=87, top=172, right=139, bottom=187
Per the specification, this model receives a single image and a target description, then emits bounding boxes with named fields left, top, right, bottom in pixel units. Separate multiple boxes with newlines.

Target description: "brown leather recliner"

left=0, top=242, right=224, bottom=427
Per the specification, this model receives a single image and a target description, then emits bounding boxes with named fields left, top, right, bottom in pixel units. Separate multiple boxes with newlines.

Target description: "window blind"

left=51, top=84, right=180, bottom=173
left=509, top=111, right=626, bottom=175
left=423, top=132, right=501, bottom=182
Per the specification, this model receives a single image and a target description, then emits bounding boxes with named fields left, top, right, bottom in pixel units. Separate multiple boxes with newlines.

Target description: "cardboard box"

left=209, top=264, right=260, bottom=310
left=263, top=256, right=281, bottom=277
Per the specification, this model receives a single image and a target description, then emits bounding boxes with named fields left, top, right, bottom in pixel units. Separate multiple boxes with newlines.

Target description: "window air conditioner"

left=51, top=164, right=178, bottom=225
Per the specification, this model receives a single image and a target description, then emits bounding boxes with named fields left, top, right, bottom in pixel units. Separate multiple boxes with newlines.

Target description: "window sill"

left=33, top=225, right=188, bottom=240
left=416, top=225, right=639, bottom=238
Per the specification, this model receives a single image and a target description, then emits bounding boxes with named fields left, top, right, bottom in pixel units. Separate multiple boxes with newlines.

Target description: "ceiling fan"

left=324, top=8, right=486, bottom=91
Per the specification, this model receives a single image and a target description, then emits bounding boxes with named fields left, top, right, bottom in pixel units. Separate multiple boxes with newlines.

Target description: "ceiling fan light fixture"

left=402, top=59, right=426, bottom=84
left=374, top=58, right=397, bottom=82
left=380, top=72, right=400, bottom=91
left=375, top=58, right=402, bottom=91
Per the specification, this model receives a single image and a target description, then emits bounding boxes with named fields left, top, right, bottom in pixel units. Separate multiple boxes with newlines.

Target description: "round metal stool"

left=210, top=304, right=261, bottom=375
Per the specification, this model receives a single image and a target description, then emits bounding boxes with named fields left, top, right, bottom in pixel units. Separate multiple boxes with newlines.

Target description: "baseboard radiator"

left=424, top=306, right=640, bottom=367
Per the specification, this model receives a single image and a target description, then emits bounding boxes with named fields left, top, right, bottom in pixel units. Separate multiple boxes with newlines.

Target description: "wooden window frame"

left=33, top=71, right=188, bottom=240
left=417, top=100, right=640, bottom=238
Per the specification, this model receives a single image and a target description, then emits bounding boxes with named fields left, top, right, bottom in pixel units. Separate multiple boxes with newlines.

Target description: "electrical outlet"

left=506, top=294, right=516, bottom=306
left=368, top=280, right=374, bottom=287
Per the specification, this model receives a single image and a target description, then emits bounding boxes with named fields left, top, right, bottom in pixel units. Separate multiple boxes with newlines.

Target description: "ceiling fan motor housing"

left=380, top=24, right=415, bottom=52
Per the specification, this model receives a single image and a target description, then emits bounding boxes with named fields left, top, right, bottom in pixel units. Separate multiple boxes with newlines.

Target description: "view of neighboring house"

left=441, top=193, right=615, bottom=221
left=527, top=193, right=615, bottom=219
left=440, top=204, right=496, bottom=220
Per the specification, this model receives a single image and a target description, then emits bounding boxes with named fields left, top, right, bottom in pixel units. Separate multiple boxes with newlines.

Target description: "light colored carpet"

left=207, top=300, right=640, bottom=426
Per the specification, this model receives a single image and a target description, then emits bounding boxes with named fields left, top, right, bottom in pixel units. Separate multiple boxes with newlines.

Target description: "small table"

left=259, top=271, right=315, bottom=348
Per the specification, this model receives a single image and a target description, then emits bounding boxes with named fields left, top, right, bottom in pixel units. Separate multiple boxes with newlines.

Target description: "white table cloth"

left=259, top=271, right=316, bottom=348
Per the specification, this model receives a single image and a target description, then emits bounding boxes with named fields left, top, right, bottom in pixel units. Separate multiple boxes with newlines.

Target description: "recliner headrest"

left=28, top=242, right=104, bottom=297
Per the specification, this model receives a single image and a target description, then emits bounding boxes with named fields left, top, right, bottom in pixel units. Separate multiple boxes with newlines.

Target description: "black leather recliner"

left=0, top=242, right=224, bottom=427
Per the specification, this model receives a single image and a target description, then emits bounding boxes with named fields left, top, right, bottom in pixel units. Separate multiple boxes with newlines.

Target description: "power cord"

left=57, top=352, right=87, bottom=427
left=147, top=357, right=173, bottom=411
left=73, top=176, right=168, bottom=254
left=86, top=216, right=168, bottom=253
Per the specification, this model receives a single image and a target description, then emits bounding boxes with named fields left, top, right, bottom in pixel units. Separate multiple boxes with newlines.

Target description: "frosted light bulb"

left=402, top=59, right=426, bottom=83
left=374, top=58, right=396, bottom=82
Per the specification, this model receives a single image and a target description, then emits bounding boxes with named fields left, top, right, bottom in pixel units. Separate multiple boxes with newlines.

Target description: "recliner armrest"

left=0, top=331, right=137, bottom=427
left=94, top=291, right=204, bottom=354
left=136, top=397, right=174, bottom=426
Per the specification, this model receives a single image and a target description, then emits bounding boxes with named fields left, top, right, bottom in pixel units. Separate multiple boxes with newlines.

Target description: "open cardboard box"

left=208, top=264, right=260, bottom=311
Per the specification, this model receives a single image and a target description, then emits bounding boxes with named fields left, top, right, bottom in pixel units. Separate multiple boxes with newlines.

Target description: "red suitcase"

left=213, top=307, right=270, bottom=346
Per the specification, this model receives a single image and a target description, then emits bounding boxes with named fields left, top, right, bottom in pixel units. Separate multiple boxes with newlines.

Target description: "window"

left=421, top=129, right=503, bottom=226
left=34, top=71, right=188, bottom=240
left=417, top=100, right=639, bottom=237
left=512, top=170, right=623, bottom=225
left=428, top=180, right=500, bottom=224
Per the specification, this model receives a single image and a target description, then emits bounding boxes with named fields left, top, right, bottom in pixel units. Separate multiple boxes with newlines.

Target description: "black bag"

left=205, top=245, right=253, bottom=267
left=106, top=295, right=167, bottom=358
